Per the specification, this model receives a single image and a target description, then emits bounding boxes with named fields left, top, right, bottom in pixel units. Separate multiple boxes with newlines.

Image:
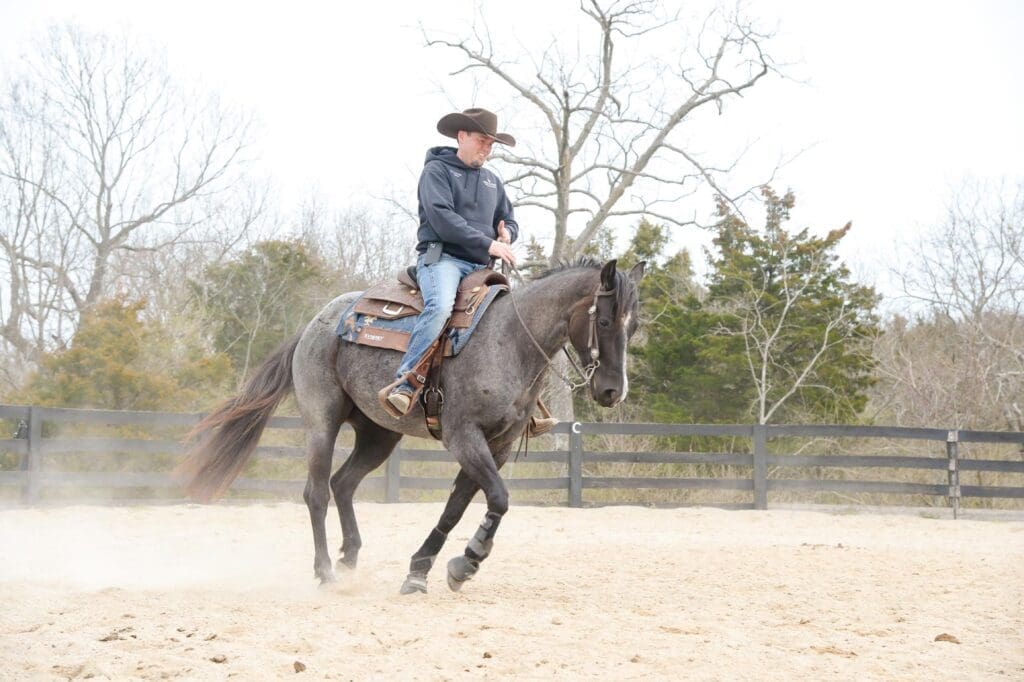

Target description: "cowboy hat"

left=436, top=108, right=516, bottom=147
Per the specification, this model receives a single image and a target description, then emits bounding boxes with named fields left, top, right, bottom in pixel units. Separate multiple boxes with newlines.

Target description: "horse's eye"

left=599, top=318, right=611, bottom=328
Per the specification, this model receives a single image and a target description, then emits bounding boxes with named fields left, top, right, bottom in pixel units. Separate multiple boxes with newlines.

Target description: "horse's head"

left=568, top=259, right=646, bottom=407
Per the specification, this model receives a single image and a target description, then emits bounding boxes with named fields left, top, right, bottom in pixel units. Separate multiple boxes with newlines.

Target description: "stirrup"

left=527, top=416, right=559, bottom=438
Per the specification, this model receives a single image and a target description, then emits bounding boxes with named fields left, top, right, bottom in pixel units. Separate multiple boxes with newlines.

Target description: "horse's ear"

left=628, top=261, right=647, bottom=284
left=600, top=259, right=618, bottom=291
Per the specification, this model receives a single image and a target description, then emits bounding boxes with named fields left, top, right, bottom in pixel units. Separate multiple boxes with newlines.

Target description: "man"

left=384, top=107, right=557, bottom=437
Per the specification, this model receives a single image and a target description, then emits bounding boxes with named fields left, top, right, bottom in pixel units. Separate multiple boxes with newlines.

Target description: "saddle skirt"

left=336, top=267, right=510, bottom=356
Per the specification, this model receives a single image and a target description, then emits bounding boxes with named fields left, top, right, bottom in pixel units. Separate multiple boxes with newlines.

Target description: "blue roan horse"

left=179, top=258, right=645, bottom=593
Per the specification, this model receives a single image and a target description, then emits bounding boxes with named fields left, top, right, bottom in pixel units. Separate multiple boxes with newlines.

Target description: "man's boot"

left=527, top=398, right=558, bottom=438
left=379, top=377, right=417, bottom=419
left=386, top=382, right=415, bottom=416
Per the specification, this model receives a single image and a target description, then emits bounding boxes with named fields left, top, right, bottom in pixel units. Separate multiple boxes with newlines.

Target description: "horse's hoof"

left=336, top=556, right=357, bottom=571
left=317, top=571, right=337, bottom=586
left=446, top=555, right=477, bottom=592
left=400, top=574, right=428, bottom=595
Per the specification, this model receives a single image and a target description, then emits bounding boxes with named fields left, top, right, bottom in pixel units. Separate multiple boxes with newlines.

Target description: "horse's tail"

left=177, top=333, right=302, bottom=503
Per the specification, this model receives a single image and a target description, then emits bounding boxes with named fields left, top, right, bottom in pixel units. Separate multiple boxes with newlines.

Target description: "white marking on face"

left=618, top=311, right=631, bottom=404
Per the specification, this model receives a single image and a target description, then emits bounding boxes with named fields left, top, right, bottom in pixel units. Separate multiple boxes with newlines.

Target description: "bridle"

left=506, top=262, right=616, bottom=392
left=559, top=285, right=615, bottom=390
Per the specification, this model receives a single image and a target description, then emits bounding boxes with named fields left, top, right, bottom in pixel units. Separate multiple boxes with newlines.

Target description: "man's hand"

left=497, top=220, right=511, bottom=244
left=488, top=238, right=517, bottom=266
left=490, top=219, right=516, bottom=265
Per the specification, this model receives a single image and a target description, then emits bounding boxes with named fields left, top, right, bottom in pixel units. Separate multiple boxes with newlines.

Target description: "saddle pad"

left=336, top=284, right=507, bottom=356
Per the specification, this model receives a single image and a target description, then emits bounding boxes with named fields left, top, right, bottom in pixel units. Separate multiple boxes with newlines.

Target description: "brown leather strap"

left=406, top=336, right=443, bottom=392
left=421, top=319, right=452, bottom=441
left=535, top=398, right=552, bottom=419
left=586, top=286, right=616, bottom=361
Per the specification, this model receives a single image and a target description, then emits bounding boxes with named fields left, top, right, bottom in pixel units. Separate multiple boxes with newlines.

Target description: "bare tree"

left=298, top=193, right=415, bottom=292
left=0, top=75, right=84, bottom=372
left=112, top=177, right=272, bottom=326
left=883, top=179, right=1024, bottom=432
left=425, top=0, right=780, bottom=261
left=0, top=24, right=252, bottom=352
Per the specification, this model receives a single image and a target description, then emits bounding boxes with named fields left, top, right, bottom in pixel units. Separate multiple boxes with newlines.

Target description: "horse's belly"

left=336, top=343, right=435, bottom=439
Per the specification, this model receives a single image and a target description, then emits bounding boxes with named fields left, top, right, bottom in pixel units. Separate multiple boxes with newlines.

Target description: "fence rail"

left=1, top=405, right=1023, bottom=516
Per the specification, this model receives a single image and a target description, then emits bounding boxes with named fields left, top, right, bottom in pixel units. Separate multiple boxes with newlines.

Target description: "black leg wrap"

left=400, top=527, right=448, bottom=596
left=447, top=512, right=503, bottom=592
left=466, top=511, right=501, bottom=561
left=465, top=540, right=492, bottom=562
left=408, top=527, right=448, bottom=574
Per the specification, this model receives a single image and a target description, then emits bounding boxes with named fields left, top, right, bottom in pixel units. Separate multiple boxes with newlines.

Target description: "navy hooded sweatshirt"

left=416, top=146, right=518, bottom=265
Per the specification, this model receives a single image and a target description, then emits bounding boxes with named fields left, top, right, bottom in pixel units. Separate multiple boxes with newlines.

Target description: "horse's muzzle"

left=593, top=386, right=621, bottom=407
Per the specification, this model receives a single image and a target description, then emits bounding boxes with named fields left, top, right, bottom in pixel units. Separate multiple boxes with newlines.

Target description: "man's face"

left=457, top=131, right=495, bottom=168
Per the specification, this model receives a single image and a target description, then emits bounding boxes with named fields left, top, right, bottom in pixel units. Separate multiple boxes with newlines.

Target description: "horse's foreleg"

left=444, top=432, right=511, bottom=593
left=331, top=414, right=402, bottom=571
left=400, top=470, right=479, bottom=594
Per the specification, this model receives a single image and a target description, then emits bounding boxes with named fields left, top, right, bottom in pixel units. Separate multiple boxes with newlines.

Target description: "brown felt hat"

left=436, top=108, right=516, bottom=147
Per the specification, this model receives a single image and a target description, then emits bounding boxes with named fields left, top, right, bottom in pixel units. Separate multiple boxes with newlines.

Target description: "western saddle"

left=346, top=267, right=555, bottom=440
left=350, top=267, right=509, bottom=356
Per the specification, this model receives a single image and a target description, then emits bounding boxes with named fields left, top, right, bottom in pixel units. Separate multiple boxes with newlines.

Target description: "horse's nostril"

left=603, top=388, right=620, bottom=403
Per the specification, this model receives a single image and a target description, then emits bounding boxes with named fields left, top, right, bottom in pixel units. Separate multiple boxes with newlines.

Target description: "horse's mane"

left=531, top=256, right=637, bottom=313
left=533, top=256, right=605, bottom=280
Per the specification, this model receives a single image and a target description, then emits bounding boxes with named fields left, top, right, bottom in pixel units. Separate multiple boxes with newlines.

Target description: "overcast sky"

left=1, top=0, right=1021, bottom=302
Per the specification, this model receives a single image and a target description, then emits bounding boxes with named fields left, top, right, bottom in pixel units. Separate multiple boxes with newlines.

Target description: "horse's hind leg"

left=302, top=404, right=347, bottom=585
left=331, top=411, right=403, bottom=570
left=294, top=332, right=352, bottom=585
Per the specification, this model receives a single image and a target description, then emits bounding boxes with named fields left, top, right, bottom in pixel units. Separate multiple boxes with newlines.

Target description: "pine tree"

left=631, top=189, right=879, bottom=424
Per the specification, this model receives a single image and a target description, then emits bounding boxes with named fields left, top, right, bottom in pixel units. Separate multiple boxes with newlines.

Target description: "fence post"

left=568, top=422, right=583, bottom=508
left=946, top=430, right=960, bottom=520
left=22, top=406, right=41, bottom=503
left=752, top=424, right=768, bottom=510
left=385, top=445, right=402, bottom=503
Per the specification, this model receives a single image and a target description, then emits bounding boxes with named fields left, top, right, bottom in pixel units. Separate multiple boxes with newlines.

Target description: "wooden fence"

left=2, top=404, right=1023, bottom=516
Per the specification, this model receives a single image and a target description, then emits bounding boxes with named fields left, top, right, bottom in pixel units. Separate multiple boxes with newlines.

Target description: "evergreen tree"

left=631, top=189, right=879, bottom=424
left=194, top=239, right=329, bottom=379
left=27, top=298, right=232, bottom=410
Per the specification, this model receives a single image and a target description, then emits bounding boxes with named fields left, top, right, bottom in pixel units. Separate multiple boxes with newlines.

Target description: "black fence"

left=2, top=405, right=1023, bottom=517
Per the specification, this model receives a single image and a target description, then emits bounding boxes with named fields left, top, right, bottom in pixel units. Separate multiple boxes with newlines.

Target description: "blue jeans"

left=395, top=253, right=484, bottom=379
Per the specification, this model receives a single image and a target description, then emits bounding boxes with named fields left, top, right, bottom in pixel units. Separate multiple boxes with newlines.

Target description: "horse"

left=179, top=257, right=645, bottom=594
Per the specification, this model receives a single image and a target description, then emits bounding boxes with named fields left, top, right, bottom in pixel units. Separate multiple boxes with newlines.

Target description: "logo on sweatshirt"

left=451, top=170, right=463, bottom=178
left=483, top=179, right=496, bottom=189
